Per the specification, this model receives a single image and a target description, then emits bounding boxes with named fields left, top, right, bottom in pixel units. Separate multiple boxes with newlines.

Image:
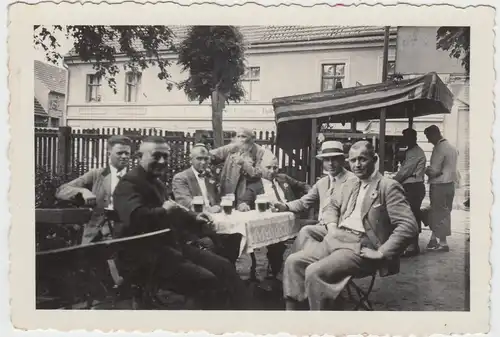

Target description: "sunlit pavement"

left=236, top=209, right=470, bottom=311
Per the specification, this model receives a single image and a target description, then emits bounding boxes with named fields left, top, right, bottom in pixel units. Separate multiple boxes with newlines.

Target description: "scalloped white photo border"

left=3, top=0, right=497, bottom=336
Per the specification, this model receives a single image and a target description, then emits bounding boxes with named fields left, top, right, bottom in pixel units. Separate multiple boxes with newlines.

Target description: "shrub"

left=35, top=161, right=87, bottom=208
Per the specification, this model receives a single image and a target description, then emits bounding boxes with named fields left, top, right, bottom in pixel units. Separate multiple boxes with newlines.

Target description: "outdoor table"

left=210, top=210, right=299, bottom=280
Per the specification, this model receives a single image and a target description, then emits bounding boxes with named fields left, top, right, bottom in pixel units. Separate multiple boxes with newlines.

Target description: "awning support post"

left=408, top=117, right=414, bottom=129
left=350, top=118, right=357, bottom=132
left=378, top=26, right=391, bottom=174
left=310, top=118, right=318, bottom=185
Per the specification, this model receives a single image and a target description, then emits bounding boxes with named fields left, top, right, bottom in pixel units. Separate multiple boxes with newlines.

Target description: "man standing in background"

left=392, top=128, right=426, bottom=256
left=422, top=125, right=459, bottom=252
left=210, top=127, right=266, bottom=205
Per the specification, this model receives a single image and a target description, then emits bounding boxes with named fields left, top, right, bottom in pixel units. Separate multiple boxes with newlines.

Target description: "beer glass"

left=192, top=196, right=205, bottom=213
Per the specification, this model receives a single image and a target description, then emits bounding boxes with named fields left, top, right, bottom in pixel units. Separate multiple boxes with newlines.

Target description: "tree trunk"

left=211, top=90, right=225, bottom=148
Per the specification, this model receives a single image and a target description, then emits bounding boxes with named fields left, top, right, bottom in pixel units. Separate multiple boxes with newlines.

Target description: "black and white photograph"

left=7, top=1, right=494, bottom=335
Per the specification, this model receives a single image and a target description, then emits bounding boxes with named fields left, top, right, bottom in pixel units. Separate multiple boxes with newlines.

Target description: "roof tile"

left=34, top=60, right=67, bottom=94
left=66, top=26, right=396, bottom=57
left=34, top=97, right=47, bottom=116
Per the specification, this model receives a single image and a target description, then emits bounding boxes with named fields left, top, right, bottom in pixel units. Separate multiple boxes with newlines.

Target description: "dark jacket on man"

left=238, top=173, right=310, bottom=210
left=112, top=165, right=251, bottom=309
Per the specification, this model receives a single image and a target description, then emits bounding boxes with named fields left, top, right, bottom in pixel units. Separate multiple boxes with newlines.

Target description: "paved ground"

left=236, top=209, right=470, bottom=311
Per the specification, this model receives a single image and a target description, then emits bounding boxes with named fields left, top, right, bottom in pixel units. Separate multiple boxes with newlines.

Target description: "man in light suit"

left=274, top=141, right=355, bottom=250
left=172, top=144, right=242, bottom=264
left=282, top=140, right=418, bottom=310
left=172, top=144, right=221, bottom=213
left=55, top=135, right=132, bottom=244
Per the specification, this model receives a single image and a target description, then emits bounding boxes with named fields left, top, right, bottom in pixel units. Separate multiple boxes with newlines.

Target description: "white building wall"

left=65, top=44, right=397, bottom=132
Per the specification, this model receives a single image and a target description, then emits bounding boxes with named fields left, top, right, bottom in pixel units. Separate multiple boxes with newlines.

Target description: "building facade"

left=62, top=25, right=468, bottom=203
left=34, top=60, right=67, bottom=127
left=64, top=26, right=402, bottom=132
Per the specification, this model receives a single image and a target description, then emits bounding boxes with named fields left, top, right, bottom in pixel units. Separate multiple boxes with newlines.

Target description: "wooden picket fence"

left=34, top=127, right=310, bottom=185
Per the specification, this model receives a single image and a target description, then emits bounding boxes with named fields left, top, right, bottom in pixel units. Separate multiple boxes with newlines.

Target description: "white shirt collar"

left=191, top=166, right=203, bottom=178
left=109, top=163, right=126, bottom=176
left=262, top=177, right=275, bottom=184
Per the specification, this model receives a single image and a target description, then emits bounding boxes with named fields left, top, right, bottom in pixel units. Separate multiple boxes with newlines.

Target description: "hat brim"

left=316, top=152, right=346, bottom=159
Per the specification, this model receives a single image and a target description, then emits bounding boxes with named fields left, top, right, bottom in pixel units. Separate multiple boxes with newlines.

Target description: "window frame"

left=241, top=66, right=261, bottom=101
left=320, top=63, right=347, bottom=92
left=124, top=71, right=142, bottom=103
left=386, top=60, right=396, bottom=77
left=86, top=74, right=102, bottom=102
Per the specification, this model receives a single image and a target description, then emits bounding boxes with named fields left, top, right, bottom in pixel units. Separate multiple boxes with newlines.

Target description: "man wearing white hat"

left=274, top=140, right=356, bottom=250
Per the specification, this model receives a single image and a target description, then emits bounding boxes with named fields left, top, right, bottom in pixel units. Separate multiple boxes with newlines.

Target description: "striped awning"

left=272, top=72, right=454, bottom=149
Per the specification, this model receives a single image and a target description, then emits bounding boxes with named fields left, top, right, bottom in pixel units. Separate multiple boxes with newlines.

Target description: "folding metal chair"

left=345, top=273, right=377, bottom=311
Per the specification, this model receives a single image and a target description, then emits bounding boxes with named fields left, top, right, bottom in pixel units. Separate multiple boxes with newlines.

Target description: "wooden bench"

left=36, top=208, right=172, bottom=309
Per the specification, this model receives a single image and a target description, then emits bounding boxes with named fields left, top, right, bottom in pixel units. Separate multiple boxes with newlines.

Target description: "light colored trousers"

left=283, top=225, right=377, bottom=310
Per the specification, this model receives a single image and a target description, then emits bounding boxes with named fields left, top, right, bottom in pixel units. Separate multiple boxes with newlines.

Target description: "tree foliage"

left=177, top=26, right=246, bottom=103
left=436, top=26, right=470, bottom=74
left=176, top=26, right=246, bottom=147
left=34, top=25, right=177, bottom=92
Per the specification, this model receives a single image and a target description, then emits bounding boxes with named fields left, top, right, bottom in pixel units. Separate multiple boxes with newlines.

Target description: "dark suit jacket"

left=172, top=167, right=220, bottom=209
left=323, top=172, right=418, bottom=277
left=238, top=173, right=310, bottom=209
left=113, top=166, right=211, bottom=243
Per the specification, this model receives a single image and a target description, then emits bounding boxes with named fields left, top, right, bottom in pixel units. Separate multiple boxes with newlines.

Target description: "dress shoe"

left=426, top=239, right=439, bottom=250
left=432, top=244, right=450, bottom=252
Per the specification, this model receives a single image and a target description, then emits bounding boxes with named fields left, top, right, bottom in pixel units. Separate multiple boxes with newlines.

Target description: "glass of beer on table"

left=226, top=193, right=235, bottom=206
left=192, top=196, right=205, bottom=213
left=221, top=197, right=233, bottom=215
left=256, top=195, right=269, bottom=212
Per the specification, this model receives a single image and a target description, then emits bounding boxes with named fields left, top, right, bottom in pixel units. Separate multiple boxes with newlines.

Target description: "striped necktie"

left=320, top=177, right=336, bottom=215
left=344, top=180, right=362, bottom=219
left=271, top=180, right=283, bottom=202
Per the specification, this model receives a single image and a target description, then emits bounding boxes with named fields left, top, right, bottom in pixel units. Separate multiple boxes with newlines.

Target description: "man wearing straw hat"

left=274, top=140, right=355, bottom=250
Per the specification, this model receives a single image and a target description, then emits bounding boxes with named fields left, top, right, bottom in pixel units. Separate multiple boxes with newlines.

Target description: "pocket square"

left=373, top=203, right=383, bottom=209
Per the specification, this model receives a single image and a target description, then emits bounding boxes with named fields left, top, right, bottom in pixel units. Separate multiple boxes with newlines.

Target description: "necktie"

left=344, top=180, right=362, bottom=219
left=271, top=180, right=283, bottom=202
left=320, top=177, right=336, bottom=215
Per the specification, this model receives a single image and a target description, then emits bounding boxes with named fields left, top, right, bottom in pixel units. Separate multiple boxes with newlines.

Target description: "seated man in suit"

left=172, top=144, right=243, bottom=264
left=237, top=152, right=310, bottom=280
left=113, top=136, right=252, bottom=310
left=274, top=141, right=355, bottom=251
left=173, top=144, right=221, bottom=212
left=55, top=135, right=132, bottom=244
left=282, top=140, right=418, bottom=310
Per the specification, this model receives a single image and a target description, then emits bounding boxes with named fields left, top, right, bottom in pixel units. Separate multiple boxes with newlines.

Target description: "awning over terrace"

left=272, top=72, right=454, bottom=149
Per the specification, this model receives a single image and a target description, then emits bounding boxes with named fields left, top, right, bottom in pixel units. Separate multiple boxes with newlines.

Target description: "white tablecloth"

left=211, top=210, right=299, bottom=256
